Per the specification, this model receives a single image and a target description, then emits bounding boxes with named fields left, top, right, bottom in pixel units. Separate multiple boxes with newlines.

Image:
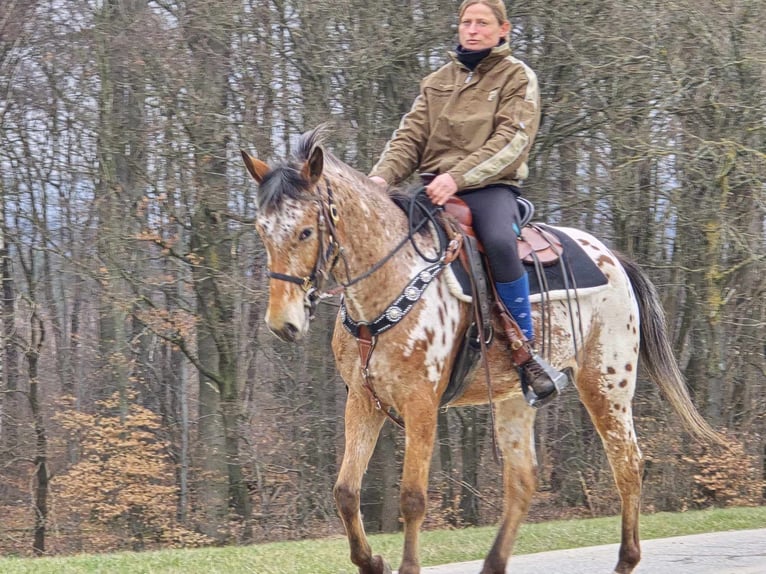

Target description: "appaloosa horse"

left=241, top=128, right=720, bottom=574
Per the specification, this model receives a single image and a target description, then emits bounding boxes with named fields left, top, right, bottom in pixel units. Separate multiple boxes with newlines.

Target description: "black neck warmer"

left=455, top=39, right=505, bottom=70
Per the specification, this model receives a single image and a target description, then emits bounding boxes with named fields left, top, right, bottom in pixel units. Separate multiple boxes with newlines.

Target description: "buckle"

left=328, top=202, right=339, bottom=223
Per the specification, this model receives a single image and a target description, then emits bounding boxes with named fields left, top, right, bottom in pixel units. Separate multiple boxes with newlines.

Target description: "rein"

left=266, top=181, right=451, bottom=314
left=333, top=187, right=449, bottom=289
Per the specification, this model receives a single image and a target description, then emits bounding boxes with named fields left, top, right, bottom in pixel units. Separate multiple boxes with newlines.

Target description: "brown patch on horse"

left=449, top=347, right=519, bottom=404
left=597, top=254, right=616, bottom=267
left=575, top=325, right=610, bottom=421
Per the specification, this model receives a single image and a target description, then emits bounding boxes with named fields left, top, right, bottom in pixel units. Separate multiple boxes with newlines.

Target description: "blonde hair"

left=458, top=0, right=509, bottom=25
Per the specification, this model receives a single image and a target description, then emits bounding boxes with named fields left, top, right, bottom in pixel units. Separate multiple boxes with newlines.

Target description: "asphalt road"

left=406, top=529, right=766, bottom=573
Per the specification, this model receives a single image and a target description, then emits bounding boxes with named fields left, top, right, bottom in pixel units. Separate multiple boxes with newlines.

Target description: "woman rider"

left=369, top=0, right=566, bottom=406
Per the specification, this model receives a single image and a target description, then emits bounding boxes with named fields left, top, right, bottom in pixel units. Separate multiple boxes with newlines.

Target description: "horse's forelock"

left=257, top=125, right=362, bottom=213
left=294, top=125, right=348, bottom=175
left=257, top=164, right=310, bottom=213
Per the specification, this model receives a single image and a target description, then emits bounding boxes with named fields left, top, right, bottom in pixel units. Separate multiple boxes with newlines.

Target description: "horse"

left=240, top=127, right=720, bottom=574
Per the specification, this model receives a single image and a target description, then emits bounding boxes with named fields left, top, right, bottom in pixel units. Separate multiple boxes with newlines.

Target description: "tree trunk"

left=183, top=0, right=251, bottom=540
left=362, top=423, right=401, bottom=533
left=94, top=0, right=148, bottom=412
left=26, top=315, right=47, bottom=556
left=0, top=204, right=19, bottom=455
left=458, top=408, right=487, bottom=525
left=437, top=409, right=456, bottom=525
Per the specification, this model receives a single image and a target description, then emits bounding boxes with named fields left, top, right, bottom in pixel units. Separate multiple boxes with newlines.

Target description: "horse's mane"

left=257, top=126, right=355, bottom=213
left=257, top=126, right=429, bottom=238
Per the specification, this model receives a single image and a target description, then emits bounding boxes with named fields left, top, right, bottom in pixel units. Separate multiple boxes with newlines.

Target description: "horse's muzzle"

left=270, top=321, right=302, bottom=343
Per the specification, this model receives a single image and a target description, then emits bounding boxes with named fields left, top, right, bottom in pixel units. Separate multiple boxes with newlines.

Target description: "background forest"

left=0, top=0, right=764, bottom=558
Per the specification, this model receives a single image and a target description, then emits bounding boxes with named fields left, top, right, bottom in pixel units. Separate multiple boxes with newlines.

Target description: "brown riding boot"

left=498, top=309, right=569, bottom=408
left=518, top=347, right=570, bottom=408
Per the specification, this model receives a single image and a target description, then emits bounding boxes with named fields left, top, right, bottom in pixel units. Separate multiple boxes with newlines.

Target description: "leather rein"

left=267, top=180, right=445, bottom=314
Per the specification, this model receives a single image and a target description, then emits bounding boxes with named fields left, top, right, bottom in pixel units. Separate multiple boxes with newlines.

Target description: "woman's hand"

left=426, top=173, right=458, bottom=206
left=369, top=176, right=387, bottom=189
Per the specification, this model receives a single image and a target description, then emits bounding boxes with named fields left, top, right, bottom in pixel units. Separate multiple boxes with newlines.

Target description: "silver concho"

left=404, top=285, right=421, bottom=301
left=385, top=306, right=403, bottom=323
left=340, top=305, right=347, bottom=321
left=418, top=270, right=433, bottom=283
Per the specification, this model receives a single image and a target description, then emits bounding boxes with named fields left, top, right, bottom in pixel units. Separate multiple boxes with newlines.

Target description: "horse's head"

left=241, top=130, right=335, bottom=343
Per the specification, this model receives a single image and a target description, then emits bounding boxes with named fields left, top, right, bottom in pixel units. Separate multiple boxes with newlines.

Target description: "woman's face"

left=458, top=3, right=510, bottom=51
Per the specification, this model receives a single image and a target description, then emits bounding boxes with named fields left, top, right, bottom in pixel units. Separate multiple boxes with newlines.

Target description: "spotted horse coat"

left=241, top=128, right=722, bottom=574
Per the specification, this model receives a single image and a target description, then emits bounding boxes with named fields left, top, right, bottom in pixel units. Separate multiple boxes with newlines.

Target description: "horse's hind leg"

left=481, top=395, right=537, bottom=574
left=334, top=391, right=389, bottom=574
left=577, top=354, right=643, bottom=574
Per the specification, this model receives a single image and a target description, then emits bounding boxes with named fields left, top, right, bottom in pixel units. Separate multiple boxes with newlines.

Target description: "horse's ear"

left=241, top=150, right=270, bottom=184
left=301, top=146, right=324, bottom=187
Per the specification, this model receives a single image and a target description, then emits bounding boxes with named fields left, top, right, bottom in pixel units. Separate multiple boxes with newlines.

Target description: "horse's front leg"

left=334, top=390, right=390, bottom=574
left=398, top=398, right=438, bottom=574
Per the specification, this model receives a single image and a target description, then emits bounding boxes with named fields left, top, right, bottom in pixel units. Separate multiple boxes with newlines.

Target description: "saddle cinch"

left=438, top=195, right=564, bottom=406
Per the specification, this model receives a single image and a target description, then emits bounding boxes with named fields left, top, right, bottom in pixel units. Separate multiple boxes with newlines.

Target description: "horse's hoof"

left=371, top=554, right=392, bottom=574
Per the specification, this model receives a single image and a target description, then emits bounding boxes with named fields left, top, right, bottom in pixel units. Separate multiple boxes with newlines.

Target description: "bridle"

left=265, top=179, right=342, bottom=319
left=265, top=178, right=453, bottom=319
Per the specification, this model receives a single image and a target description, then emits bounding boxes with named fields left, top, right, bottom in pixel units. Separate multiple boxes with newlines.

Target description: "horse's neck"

left=331, top=179, right=435, bottom=322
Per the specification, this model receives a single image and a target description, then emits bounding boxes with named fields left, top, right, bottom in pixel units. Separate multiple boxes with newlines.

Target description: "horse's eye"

left=299, top=228, right=313, bottom=241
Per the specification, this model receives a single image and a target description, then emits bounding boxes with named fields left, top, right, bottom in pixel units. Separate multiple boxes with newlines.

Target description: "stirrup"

left=520, top=356, right=571, bottom=409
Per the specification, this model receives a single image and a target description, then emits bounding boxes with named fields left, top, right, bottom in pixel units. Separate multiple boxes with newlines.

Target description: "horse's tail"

left=616, top=253, right=725, bottom=445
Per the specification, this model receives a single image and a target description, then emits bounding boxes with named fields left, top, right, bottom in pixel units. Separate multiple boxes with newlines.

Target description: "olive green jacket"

left=370, top=42, right=540, bottom=191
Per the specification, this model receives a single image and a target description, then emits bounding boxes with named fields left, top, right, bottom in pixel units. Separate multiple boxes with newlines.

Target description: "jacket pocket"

left=453, top=87, right=499, bottom=150
left=424, top=85, right=453, bottom=118
left=425, top=85, right=457, bottom=150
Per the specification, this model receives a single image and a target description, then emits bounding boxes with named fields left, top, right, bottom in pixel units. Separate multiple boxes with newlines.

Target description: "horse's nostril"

left=273, top=322, right=299, bottom=342
left=285, top=323, right=298, bottom=338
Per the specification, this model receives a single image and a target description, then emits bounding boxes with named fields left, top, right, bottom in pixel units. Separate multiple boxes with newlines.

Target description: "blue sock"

left=496, top=275, right=534, bottom=340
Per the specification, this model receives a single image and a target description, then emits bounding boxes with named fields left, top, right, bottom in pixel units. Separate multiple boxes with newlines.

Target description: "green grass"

left=2, top=506, right=764, bottom=573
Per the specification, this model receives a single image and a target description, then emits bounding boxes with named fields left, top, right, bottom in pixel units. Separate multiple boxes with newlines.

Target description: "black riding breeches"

left=457, top=185, right=524, bottom=283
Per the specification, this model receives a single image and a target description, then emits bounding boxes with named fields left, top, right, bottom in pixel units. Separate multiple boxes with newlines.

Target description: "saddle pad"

left=525, top=226, right=608, bottom=294
left=447, top=225, right=608, bottom=298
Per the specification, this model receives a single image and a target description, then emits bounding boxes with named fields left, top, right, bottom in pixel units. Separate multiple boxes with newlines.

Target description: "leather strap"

left=489, top=281, right=534, bottom=366
left=460, top=234, right=493, bottom=343
left=341, top=260, right=446, bottom=339
left=355, top=325, right=405, bottom=429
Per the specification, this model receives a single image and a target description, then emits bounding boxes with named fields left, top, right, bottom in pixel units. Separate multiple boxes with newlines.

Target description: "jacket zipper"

left=464, top=71, right=473, bottom=84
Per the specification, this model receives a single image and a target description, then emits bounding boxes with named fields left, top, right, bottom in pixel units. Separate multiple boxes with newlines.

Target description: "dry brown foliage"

left=48, top=394, right=210, bottom=554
